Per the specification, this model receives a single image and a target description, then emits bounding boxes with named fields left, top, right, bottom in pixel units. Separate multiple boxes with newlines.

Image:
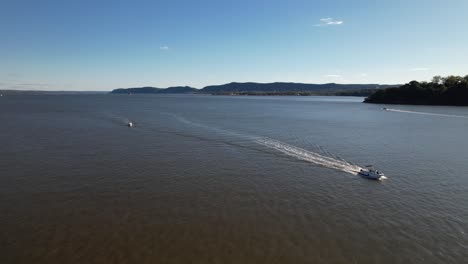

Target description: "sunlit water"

left=1, top=94, right=467, bottom=263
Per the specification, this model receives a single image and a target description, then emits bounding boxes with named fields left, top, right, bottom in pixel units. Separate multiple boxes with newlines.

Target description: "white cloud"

left=410, top=68, right=429, bottom=71
left=325, top=74, right=342, bottom=78
left=316, top=18, right=344, bottom=27
left=160, top=46, right=169, bottom=50
left=360, top=73, right=368, bottom=77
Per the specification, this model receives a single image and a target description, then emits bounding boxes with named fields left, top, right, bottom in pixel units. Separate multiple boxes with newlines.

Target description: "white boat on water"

left=359, top=165, right=386, bottom=180
left=128, top=121, right=134, bottom=128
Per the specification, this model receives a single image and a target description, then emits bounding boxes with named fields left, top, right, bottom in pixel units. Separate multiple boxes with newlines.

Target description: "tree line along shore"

left=364, top=75, right=468, bottom=106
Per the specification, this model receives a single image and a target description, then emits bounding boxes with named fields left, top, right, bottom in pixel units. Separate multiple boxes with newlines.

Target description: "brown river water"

left=1, top=94, right=467, bottom=263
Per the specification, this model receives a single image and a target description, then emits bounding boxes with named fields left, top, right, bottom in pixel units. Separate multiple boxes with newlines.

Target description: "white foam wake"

left=170, top=113, right=363, bottom=175
left=385, top=108, right=468, bottom=119
left=256, top=138, right=362, bottom=175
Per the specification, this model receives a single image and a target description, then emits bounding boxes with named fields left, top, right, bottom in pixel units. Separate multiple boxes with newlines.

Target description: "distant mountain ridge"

left=111, top=82, right=398, bottom=94
left=112, top=86, right=197, bottom=94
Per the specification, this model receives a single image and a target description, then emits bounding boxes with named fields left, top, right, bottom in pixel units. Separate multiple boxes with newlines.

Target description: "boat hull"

left=358, top=171, right=383, bottom=180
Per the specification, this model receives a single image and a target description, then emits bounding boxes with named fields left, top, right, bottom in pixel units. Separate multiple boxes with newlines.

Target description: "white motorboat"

left=128, top=121, right=134, bottom=128
left=359, top=165, right=385, bottom=180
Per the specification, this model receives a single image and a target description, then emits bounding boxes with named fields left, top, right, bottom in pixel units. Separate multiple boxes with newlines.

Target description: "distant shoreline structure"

left=0, top=90, right=107, bottom=95
left=3, top=75, right=468, bottom=106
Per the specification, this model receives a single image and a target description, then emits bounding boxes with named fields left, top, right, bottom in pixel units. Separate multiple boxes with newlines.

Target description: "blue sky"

left=1, top=0, right=468, bottom=90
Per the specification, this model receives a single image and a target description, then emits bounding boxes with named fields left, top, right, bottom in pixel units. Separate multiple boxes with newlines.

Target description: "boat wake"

left=256, top=138, right=362, bottom=175
left=100, top=111, right=134, bottom=126
left=170, top=114, right=364, bottom=175
left=170, top=114, right=253, bottom=139
left=384, top=108, right=468, bottom=119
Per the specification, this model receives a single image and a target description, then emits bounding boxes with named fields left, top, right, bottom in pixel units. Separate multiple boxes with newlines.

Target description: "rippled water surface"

left=1, top=94, right=467, bottom=263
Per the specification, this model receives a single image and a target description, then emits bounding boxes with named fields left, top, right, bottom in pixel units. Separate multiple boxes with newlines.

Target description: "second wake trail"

left=384, top=108, right=468, bottom=119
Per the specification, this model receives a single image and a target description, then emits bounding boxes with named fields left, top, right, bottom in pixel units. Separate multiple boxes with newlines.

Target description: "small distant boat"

left=128, top=121, right=134, bottom=128
left=382, top=107, right=387, bottom=110
left=359, top=165, right=385, bottom=180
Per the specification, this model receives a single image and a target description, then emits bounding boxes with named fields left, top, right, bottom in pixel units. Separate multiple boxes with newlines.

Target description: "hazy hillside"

left=111, top=82, right=397, bottom=94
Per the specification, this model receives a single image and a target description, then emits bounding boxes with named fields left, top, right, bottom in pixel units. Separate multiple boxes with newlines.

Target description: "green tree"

left=432, top=75, right=443, bottom=84
left=443, top=75, right=464, bottom=87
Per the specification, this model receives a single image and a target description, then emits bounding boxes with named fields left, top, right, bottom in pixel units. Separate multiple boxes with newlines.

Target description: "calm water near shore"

left=1, top=94, right=467, bottom=263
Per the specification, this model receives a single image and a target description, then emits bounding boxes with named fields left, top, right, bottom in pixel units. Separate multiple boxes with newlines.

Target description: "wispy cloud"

left=410, top=68, right=429, bottom=71
left=160, top=46, right=169, bottom=50
left=316, top=18, right=344, bottom=27
left=325, top=74, right=342, bottom=78
left=19, top=83, right=50, bottom=86
left=0, top=81, right=53, bottom=90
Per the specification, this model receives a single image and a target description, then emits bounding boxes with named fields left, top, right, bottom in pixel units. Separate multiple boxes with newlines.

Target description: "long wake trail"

left=385, top=108, right=468, bottom=119
left=170, top=114, right=362, bottom=175
left=256, top=138, right=362, bottom=175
